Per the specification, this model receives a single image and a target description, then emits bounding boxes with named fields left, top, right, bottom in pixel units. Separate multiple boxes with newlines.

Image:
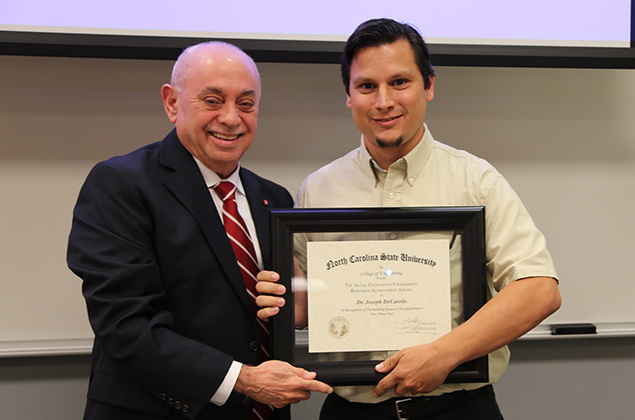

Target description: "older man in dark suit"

left=67, top=41, right=331, bottom=420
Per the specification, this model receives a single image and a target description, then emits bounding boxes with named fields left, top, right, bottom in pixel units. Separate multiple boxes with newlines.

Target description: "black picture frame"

left=268, top=207, right=488, bottom=386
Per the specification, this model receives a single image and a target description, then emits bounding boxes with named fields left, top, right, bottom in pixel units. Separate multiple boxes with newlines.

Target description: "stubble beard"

left=375, top=136, right=404, bottom=148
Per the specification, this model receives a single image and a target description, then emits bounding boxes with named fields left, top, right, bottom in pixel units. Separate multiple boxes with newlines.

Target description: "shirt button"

left=389, top=233, right=397, bottom=240
left=388, top=192, right=395, bottom=199
left=248, top=341, right=260, bottom=352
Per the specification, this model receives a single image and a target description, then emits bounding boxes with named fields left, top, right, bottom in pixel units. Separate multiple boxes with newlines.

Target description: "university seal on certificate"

left=328, top=316, right=350, bottom=338
left=307, top=239, right=452, bottom=353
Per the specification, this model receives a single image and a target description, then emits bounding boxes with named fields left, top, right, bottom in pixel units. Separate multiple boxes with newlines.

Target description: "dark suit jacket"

left=67, top=130, right=294, bottom=420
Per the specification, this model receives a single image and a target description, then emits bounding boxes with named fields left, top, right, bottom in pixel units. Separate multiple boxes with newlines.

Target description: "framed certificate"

left=268, top=207, right=488, bottom=386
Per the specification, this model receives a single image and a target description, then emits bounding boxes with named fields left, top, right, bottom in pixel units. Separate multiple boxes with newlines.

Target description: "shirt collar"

left=192, top=158, right=245, bottom=196
left=360, top=123, right=434, bottom=187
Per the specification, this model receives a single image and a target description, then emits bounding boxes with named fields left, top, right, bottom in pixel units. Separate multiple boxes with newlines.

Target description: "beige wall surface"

left=1, top=55, right=635, bottom=348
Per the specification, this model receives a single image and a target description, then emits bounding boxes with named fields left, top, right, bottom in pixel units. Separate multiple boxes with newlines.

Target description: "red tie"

left=214, top=181, right=273, bottom=420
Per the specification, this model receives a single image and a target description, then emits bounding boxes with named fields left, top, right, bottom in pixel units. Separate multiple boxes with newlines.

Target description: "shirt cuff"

left=210, top=361, right=242, bottom=406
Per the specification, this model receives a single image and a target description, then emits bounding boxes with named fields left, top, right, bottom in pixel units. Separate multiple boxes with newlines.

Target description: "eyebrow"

left=200, top=86, right=257, bottom=97
left=351, top=76, right=374, bottom=85
left=351, top=71, right=414, bottom=85
left=201, top=86, right=223, bottom=95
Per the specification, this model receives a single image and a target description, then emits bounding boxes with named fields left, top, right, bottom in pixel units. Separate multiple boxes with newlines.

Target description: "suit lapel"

left=159, top=131, right=253, bottom=313
left=241, top=169, right=271, bottom=268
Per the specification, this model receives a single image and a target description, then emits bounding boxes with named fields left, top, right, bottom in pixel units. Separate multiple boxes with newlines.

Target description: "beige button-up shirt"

left=294, top=124, right=558, bottom=403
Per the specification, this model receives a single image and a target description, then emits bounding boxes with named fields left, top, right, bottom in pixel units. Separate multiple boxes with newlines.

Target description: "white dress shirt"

left=193, top=158, right=263, bottom=406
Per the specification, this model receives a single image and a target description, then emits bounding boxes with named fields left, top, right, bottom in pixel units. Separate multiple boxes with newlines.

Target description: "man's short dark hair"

left=341, top=18, right=435, bottom=94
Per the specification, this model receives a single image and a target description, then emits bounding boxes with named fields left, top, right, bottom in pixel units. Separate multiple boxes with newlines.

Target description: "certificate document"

left=307, top=239, right=452, bottom=353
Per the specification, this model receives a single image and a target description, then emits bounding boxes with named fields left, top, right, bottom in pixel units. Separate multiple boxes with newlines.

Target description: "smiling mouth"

left=211, top=132, right=241, bottom=141
left=374, top=115, right=401, bottom=123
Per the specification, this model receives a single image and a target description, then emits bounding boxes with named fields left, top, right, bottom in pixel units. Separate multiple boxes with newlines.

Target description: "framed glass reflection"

left=268, top=207, right=488, bottom=386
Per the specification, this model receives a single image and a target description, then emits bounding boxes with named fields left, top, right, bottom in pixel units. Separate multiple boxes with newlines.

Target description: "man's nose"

left=218, top=104, right=241, bottom=126
left=375, top=85, right=395, bottom=110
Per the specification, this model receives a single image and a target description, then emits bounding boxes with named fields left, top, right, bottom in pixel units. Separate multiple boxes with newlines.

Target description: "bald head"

left=170, top=42, right=260, bottom=95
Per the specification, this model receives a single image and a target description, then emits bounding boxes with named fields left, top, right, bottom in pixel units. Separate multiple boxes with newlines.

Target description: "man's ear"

left=161, top=84, right=178, bottom=123
left=426, top=77, right=435, bottom=102
left=346, top=95, right=352, bottom=109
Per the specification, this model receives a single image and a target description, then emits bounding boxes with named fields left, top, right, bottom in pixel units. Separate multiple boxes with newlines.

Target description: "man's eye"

left=393, top=79, right=408, bottom=86
left=238, top=102, right=255, bottom=111
left=360, top=83, right=374, bottom=90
